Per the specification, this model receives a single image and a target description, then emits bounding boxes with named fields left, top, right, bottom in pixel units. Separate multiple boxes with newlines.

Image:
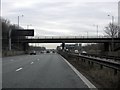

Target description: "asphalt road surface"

left=2, top=53, right=89, bottom=88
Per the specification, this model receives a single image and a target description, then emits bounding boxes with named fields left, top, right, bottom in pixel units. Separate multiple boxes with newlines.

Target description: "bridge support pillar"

left=91, top=62, right=94, bottom=66
left=104, top=43, right=110, bottom=52
left=62, top=42, right=65, bottom=50
left=23, top=43, right=28, bottom=51
left=114, top=69, right=117, bottom=75
left=100, top=65, right=103, bottom=69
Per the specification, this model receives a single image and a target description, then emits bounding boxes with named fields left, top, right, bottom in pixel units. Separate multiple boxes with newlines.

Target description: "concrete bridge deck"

left=11, top=36, right=120, bottom=43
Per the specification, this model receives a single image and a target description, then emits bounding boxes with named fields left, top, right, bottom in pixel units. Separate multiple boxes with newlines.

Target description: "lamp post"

left=118, top=26, right=120, bottom=37
left=108, top=15, right=114, bottom=52
left=17, top=15, right=24, bottom=50
left=86, top=31, right=88, bottom=38
left=108, top=15, right=114, bottom=24
left=18, top=15, right=24, bottom=29
left=96, top=25, right=98, bottom=38
left=9, top=29, right=12, bottom=51
left=93, top=24, right=98, bottom=38
left=93, top=24, right=99, bottom=54
left=27, top=24, right=32, bottom=29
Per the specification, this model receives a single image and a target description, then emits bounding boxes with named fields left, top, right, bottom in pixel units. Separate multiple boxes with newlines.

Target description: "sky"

left=2, top=0, right=120, bottom=49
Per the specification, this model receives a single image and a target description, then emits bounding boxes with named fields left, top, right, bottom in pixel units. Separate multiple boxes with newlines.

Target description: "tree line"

left=2, top=17, right=28, bottom=51
left=2, top=17, right=120, bottom=53
left=83, top=23, right=120, bottom=54
left=104, top=23, right=120, bottom=38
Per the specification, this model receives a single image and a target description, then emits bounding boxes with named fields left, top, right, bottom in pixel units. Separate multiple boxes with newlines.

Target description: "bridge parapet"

left=9, top=36, right=120, bottom=43
left=26, top=36, right=118, bottom=39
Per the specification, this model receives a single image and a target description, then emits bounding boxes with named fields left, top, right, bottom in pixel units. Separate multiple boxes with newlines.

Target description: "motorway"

left=2, top=53, right=90, bottom=88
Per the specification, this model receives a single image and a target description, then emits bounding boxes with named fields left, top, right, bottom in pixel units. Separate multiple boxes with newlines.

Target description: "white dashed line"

left=31, top=62, right=34, bottom=64
left=16, top=68, right=23, bottom=72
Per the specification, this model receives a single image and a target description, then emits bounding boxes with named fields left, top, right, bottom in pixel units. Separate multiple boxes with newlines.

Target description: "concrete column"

left=9, top=29, right=12, bottom=51
left=118, top=1, right=120, bottom=37
left=23, top=43, right=28, bottom=51
left=104, top=42, right=110, bottom=52
left=62, top=42, right=65, bottom=50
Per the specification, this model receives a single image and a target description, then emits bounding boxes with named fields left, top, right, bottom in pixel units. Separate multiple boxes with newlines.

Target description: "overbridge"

left=9, top=36, right=120, bottom=51
left=12, top=36, right=120, bottom=43
left=7, top=29, right=120, bottom=51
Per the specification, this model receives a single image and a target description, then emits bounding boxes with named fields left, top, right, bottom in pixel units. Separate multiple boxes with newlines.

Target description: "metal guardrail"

left=59, top=51, right=120, bottom=75
left=81, top=53, right=120, bottom=61
left=79, top=54, right=120, bottom=70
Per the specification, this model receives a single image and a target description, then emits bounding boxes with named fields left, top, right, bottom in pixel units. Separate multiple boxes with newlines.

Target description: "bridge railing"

left=26, top=36, right=116, bottom=39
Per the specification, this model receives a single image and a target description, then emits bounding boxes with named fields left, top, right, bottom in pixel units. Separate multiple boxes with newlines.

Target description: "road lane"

left=2, top=55, right=43, bottom=73
left=3, top=54, right=90, bottom=88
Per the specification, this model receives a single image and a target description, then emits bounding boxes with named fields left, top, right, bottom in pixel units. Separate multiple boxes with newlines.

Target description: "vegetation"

left=2, top=17, right=28, bottom=56
left=104, top=23, right=120, bottom=51
left=104, top=23, right=120, bottom=52
left=104, top=23, right=119, bottom=38
left=81, top=23, right=120, bottom=55
left=58, top=51, right=120, bottom=89
left=69, top=57, right=120, bottom=89
left=82, top=44, right=104, bottom=54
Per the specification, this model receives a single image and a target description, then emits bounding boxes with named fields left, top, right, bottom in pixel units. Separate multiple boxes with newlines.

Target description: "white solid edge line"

left=59, top=55, right=97, bottom=89
left=16, top=68, right=23, bottom=72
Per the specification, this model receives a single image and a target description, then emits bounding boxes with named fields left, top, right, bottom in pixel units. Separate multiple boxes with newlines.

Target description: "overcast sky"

left=2, top=0, right=120, bottom=49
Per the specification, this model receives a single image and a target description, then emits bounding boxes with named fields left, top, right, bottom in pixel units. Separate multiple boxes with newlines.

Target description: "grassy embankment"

left=61, top=53, right=120, bottom=89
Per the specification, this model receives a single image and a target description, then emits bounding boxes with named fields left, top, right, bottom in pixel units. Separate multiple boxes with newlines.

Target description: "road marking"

left=31, top=62, right=34, bottom=64
left=59, top=55, right=97, bottom=89
left=37, top=59, right=40, bottom=61
left=16, top=68, right=23, bottom=72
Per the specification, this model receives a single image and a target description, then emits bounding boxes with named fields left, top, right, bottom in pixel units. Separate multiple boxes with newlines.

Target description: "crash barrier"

left=58, top=51, right=120, bottom=75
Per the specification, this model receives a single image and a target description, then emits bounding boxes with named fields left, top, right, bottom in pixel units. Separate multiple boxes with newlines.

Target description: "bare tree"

left=104, top=23, right=118, bottom=38
left=118, top=26, right=120, bottom=38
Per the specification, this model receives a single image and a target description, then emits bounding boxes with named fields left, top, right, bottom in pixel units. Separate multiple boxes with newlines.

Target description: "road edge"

left=59, top=54, right=97, bottom=89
